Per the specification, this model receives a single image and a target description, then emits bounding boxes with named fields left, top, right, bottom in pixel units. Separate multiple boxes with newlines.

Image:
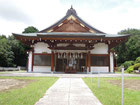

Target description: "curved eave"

left=13, top=33, right=37, bottom=37
left=105, top=34, right=131, bottom=38
left=37, top=32, right=105, bottom=37
left=13, top=32, right=130, bottom=39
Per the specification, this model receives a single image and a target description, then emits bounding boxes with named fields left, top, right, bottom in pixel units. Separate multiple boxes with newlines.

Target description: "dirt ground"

left=107, top=79, right=140, bottom=91
left=0, top=79, right=35, bottom=91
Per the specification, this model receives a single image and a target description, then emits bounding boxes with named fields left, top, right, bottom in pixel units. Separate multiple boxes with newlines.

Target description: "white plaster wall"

left=110, top=52, right=114, bottom=73
left=28, top=52, right=32, bottom=72
left=73, top=44, right=85, bottom=47
left=57, top=43, right=69, bottom=47
left=56, top=50, right=87, bottom=53
left=57, top=43, right=85, bottom=47
left=34, top=42, right=51, bottom=53
left=91, top=67, right=109, bottom=73
left=90, top=43, right=108, bottom=54
left=33, top=66, right=51, bottom=72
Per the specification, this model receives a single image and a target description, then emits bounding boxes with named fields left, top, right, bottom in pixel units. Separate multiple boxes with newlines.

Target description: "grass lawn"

left=0, top=76, right=58, bottom=105
left=0, top=71, right=26, bottom=74
left=83, top=77, right=140, bottom=105
left=115, top=71, right=136, bottom=74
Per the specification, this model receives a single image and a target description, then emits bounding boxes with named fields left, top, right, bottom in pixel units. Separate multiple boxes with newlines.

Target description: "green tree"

left=9, top=26, right=38, bottom=66
left=0, top=26, right=38, bottom=67
left=0, top=35, right=14, bottom=67
left=22, top=26, right=39, bottom=33
left=115, top=28, right=140, bottom=64
left=8, top=35, right=30, bottom=66
left=10, top=26, right=38, bottom=66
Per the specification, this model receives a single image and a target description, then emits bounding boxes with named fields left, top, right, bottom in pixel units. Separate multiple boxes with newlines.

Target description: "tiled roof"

left=13, top=32, right=130, bottom=38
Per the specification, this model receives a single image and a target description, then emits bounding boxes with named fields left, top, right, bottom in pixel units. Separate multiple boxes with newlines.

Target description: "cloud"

left=0, top=0, right=32, bottom=24
left=69, top=0, right=140, bottom=34
left=1, top=0, right=140, bottom=36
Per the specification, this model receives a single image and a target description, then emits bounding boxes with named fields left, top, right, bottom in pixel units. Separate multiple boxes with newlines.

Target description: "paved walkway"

left=0, top=72, right=140, bottom=78
left=35, top=78, right=102, bottom=105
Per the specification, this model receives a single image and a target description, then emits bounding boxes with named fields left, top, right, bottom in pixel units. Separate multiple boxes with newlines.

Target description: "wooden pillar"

left=113, top=53, right=115, bottom=73
left=51, top=51, right=54, bottom=72
left=85, top=54, right=87, bottom=69
left=27, top=54, right=29, bottom=72
left=55, top=53, right=57, bottom=72
left=88, top=51, right=91, bottom=72
left=62, top=53, right=64, bottom=72
left=31, top=51, right=34, bottom=72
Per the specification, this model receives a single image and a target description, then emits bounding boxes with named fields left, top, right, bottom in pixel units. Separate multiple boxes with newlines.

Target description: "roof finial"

left=71, top=5, right=73, bottom=9
left=66, top=5, right=77, bottom=15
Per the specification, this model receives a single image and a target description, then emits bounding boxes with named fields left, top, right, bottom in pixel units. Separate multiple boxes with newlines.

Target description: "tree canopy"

left=22, top=26, right=39, bottom=33
left=0, top=36, right=14, bottom=66
left=8, top=35, right=30, bottom=67
left=0, top=26, right=38, bottom=67
left=114, top=28, right=140, bottom=65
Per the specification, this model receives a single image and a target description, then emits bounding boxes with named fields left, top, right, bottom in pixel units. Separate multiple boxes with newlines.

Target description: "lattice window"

left=91, top=56, right=109, bottom=66
left=34, top=55, right=51, bottom=66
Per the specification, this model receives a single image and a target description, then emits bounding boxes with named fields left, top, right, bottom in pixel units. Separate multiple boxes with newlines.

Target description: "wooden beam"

left=49, top=46, right=94, bottom=50
left=90, top=54, right=109, bottom=56
left=34, top=53, right=51, bottom=55
left=16, top=35, right=128, bottom=41
left=88, top=51, right=91, bottom=72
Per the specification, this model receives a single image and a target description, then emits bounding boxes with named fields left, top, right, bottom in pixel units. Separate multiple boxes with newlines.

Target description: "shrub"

left=127, top=66, right=134, bottom=73
left=115, top=66, right=124, bottom=72
left=123, top=61, right=134, bottom=70
left=133, top=63, right=140, bottom=70
left=138, top=67, right=140, bottom=70
left=135, top=57, right=140, bottom=63
left=117, top=63, right=122, bottom=67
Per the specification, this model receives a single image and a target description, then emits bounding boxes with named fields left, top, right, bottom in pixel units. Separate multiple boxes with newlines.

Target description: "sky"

left=0, top=0, right=140, bottom=36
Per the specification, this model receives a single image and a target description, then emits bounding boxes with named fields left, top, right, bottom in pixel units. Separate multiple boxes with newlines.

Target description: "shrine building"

left=13, top=7, right=129, bottom=73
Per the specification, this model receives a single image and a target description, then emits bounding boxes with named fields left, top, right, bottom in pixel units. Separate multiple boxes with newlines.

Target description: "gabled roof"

left=39, top=6, right=105, bottom=33
left=13, top=6, right=130, bottom=41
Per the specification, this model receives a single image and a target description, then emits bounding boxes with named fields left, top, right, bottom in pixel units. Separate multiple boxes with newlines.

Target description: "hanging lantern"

left=64, top=53, right=66, bottom=58
left=58, top=53, right=60, bottom=58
